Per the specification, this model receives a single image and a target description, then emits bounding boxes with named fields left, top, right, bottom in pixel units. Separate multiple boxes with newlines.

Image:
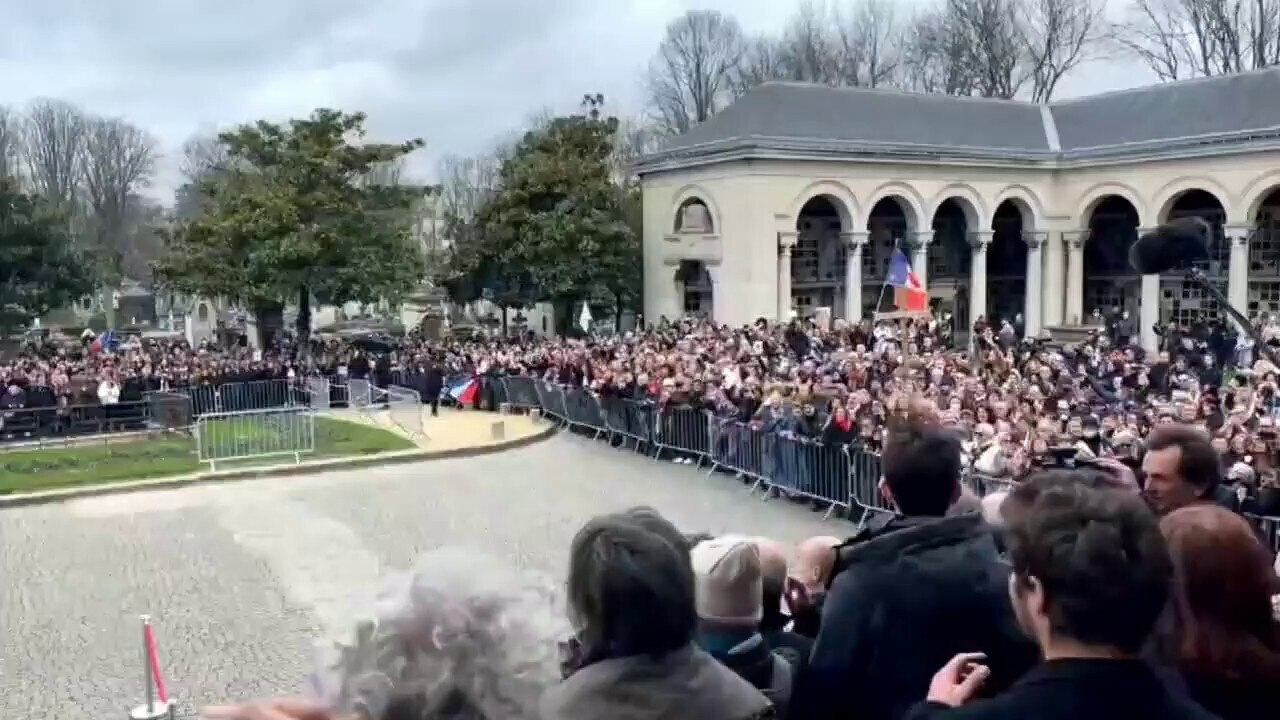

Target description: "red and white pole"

left=129, top=615, right=173, bottom=720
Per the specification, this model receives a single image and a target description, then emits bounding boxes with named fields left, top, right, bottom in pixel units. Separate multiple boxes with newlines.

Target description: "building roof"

left=639, top=68, right=1280, bottom=171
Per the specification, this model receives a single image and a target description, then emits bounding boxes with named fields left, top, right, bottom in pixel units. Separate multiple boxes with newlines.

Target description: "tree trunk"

left=614, top=291, right=623, bottom=333
left=296, top=286, right=312, bottom=354
left=501, top=306, right=508, bottom=336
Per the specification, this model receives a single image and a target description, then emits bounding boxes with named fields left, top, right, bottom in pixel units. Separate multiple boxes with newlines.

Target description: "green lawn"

left=0, top=417, right=415, bottom=496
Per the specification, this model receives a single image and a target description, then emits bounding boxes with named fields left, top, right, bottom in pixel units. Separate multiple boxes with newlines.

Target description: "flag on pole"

left=885, top=249, right=929, bottom=314
left=90, top=329, right=120, bottom=354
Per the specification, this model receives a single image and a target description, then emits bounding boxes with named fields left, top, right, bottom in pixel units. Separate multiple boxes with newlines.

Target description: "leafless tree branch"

left=80, top=115, right=158, bottom=279
left=0, top=105, right=20, bottom=183
left=646, top=9, right=746, bottom=135
left=21, top=98, right=88, bottom=213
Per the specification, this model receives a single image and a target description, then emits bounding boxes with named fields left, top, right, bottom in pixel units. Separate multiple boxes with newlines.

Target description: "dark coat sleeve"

left=789, top=566, right=876, bottom=720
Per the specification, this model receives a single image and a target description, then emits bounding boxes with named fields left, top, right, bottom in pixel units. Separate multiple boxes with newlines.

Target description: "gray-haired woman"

left=203, top=547, right=569, bottom=720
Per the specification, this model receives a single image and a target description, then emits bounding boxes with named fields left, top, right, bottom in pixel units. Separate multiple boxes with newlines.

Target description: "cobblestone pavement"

left=0, top=433, right=846, bottom=718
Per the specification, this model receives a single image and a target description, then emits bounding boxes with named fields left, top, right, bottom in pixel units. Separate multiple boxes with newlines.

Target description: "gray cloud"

left=0, top=0, right=1151, bottom=201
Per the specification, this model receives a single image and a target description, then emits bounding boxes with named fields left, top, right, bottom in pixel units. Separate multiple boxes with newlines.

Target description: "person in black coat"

left=791, top=409, right=1037, bottom=720
left=904, top=473, right=1217, bottom=720
left=423, top=361, right=443, bottom=417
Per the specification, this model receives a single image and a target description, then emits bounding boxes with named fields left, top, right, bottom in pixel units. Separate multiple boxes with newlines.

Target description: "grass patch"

left=0, top=416, right=414, bottom=496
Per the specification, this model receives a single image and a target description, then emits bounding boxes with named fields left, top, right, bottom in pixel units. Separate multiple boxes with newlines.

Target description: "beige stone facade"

left=637, top=75, right=1280, bottom=350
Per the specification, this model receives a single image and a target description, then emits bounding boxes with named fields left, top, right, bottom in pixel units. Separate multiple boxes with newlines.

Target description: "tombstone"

left=680, top=202, right=711, bottom=234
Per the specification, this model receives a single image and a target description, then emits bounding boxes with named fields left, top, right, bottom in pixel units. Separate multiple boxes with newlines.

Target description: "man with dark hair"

left=1143, top=423, right=1233, bottom=515
left=906, top=474, right=1216, bottom=719
left=793, top=409, right=1036, bottom=720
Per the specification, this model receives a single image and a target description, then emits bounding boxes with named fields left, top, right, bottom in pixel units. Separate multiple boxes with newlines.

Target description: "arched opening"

left=197, top=303, right=210, bottom=322
left=674, top=198, right=714, bottom=234
left=928, top=198, right=973, bottom=331
left=1250, top=187, right=1280, bottom=318
left=675, top=260, right=713, bottom=318
left=792, top=195, right=846, bottom=318
left=865, top=197, right=911, bottom=318
left=989, top=200, right=1029, bottom=327
left=1083, top=196, right=1140, bottom=324
left=1161, top=189, right=1228, bottom=327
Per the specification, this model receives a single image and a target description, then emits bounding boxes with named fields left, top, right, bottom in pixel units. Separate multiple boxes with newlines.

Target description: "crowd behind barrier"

left=495, top=374, right=1280, bottom=556
left=3, top=345, right=1278, bottom=558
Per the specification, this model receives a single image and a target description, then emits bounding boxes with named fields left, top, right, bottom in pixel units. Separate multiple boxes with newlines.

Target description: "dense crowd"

left=6, top=316, right=1280, bottom=719
left=200, top=408, right=1279, bottom=720
left=6, top=314, right=1280, bottom=517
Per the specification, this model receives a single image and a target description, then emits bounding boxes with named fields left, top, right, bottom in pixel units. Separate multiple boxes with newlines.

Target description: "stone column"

left=1065, top=231, right=1087, bottom=325
left=778, top=231, right=797, bottom=322
left=1226, top=226, right=1252, bottom=317
left=1042, top=231, right=1065, bottom=327
left=842, top=232, right=867, bottom=322
left=970, top=232, right=992, bottom=326
left=911, top=231, right=932, bottom=290
left=1141, top=272, right=1160, bottom=352
left=1024, top=232, right=1045, bottom=338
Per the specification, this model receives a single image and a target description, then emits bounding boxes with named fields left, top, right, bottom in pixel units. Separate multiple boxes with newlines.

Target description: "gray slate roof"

left=644, top=68, right=1280, bottom=168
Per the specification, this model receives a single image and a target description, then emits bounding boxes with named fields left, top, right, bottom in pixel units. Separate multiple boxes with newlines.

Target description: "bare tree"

left=901, top=6, right=981, bottom=95
left=437, top=153, right=501, bottom=228
left=777, top=1, right=843, bottom=84
left=0, top=105, right=20, bottom=182
left=80, top=115, right=158, bottom=279
left=611, top=116, right=664, bottom=182
left=1021, top=0, right=1104, bottom=101
left=22, top=98, right=87, bottom=214
left=179, top=130, right=231, bottom=183
left=1111, top=0, right=1279, bottom=80
left=118, top=194, right=168, bottom=284
left=833, top=0, right=904, bottom=87
left=947, top=0, right=1029, bottom=98
left=646, top=9, right=746, bottom=134
left=730, top=35, right=789, bottom=97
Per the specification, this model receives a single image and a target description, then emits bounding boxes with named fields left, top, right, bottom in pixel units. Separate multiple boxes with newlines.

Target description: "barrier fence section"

left=386, top=385, right=426, bottom=440
left=194, top=406, right=317, bottom=471
left=0, top=399, right=152, bottom=445
left=497, top=375, right=1280, bottom=548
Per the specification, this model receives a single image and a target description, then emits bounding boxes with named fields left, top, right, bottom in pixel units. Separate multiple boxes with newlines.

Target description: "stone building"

left=636, top=68, right=1280, bottom=350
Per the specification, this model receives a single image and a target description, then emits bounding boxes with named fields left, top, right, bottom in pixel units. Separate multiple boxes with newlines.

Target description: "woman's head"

left=310, top=548, right=568, bottom=720
left=1156, top=505, right=1280, bottom=681
left=566, top=511, right=696, bottom=662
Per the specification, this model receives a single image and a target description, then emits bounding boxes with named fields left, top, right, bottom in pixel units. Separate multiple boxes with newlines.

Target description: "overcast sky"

left=0, top=0, right=1153, bottom=202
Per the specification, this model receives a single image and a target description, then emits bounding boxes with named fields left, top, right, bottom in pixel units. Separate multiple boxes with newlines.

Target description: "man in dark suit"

left=423, top=360, right=443, bottom=417
left=904, top=475, right=1215, bottom=720
left=792, top=406, right=1037, bottom=720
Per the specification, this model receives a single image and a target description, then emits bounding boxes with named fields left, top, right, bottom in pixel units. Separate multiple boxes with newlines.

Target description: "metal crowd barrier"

left=496, top=377, right=859, bottom=518
left=386, top=385, right=426, bottom=439
left=194, top=405, right=317, bottom=471
left=0, top=398, right=152, bottom=445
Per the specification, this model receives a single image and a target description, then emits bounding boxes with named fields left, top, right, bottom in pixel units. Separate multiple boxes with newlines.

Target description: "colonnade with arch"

left=659, top=175, right=1280, bottom=350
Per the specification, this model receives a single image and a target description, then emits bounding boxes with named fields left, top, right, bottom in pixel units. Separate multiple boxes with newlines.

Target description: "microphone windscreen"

left=1129, top=217, right=1211, bottom=275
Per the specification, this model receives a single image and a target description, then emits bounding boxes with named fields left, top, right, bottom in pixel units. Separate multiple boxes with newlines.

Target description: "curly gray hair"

left=309, top=548, right=571, bottom=720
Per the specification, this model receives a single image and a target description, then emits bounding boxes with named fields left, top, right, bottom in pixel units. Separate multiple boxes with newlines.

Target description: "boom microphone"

left=1129, top=217, right=1211, bottom=275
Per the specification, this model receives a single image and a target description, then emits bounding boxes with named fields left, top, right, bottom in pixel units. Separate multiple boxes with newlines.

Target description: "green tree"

left=0, top=177, right=96, bottom=334
left=154, top=109, right=426, bottom=345
left=475, top=94, right=638, bottom=333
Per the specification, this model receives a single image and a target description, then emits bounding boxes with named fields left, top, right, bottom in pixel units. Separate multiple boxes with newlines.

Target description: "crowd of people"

left=7, top=314, right=1280, bottom=520
left=202, top=407, right=1279, bottom=720
left=5, top=313, right=1280, bottom=719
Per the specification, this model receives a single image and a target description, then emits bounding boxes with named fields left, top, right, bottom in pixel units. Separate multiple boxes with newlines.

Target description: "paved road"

left=0, top=433, right=846, bottom=719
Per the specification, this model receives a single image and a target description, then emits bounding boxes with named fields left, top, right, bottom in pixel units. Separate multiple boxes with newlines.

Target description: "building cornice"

left=634, top=130, right=1280, bottom=177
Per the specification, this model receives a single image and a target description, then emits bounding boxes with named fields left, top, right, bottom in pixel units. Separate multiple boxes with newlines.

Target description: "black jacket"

left=792, top=513, right=1037, bottom=720
left=903, top=659, right=1219, bottom=720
